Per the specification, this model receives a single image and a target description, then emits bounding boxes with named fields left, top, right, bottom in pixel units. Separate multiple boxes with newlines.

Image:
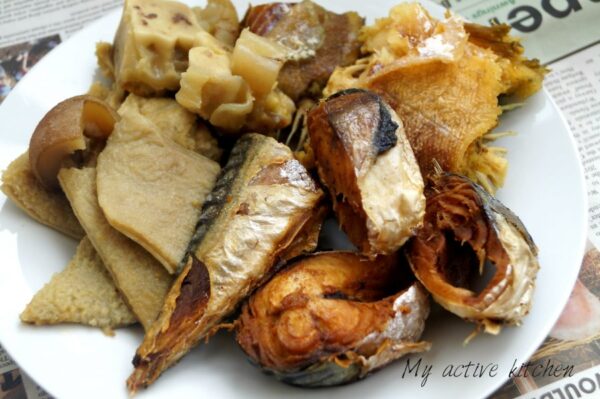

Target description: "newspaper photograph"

left=0, top=0, right=599, bottom=398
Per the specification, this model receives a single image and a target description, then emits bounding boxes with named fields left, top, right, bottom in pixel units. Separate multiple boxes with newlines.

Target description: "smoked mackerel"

left=127, top=133, right=326, bottom=392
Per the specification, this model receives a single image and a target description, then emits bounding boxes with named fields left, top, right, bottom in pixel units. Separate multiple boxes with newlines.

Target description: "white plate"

left=0, top=1, right=588, bottom=399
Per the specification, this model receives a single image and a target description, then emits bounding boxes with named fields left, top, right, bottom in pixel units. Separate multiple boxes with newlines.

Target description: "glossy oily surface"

left=0, top=1, right=587, bottom=398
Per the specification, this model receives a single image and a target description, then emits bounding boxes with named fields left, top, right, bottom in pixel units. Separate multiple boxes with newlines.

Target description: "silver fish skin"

left=406, top=172, right=540, bottom=335
left=128, top=133, right=326, bottom=393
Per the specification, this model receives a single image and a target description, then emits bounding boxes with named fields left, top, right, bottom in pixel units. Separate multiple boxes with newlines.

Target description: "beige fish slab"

left=59, top=167, right=172, bottom=330
left=128, top=134, right=327, bottom=392
left=120, top=94, right=222, bottom=161
left=97, top=99, right=221, bottom=274
left=20, top=236, right=137, bottom=331
left=1, top=152, right=84, bottom=239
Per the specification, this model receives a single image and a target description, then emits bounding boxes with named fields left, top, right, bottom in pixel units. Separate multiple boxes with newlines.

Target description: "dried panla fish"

left=128, top=134, right=326, bottom=392
left=325, top=3, right=547, bottom=192
left=308, top=89, right=425, bottom=256
left=404, top=172, right=540, bottom=334
left=236, top=251, right=430, bottom=387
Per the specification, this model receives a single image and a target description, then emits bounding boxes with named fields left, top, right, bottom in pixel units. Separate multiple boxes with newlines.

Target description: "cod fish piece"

left=128, top=134, right=326, bottom=392
left=1, top=152, right=84, bottom=239
left=21, top=237, right=137, bottom=331
left=236, top=252, right=430, bottom=387
left=59, top=167, right=172, bottom=330
left=405, top=172, right=540, bottom=334
left=121, top=94, right=222, bottom=161
left=308, top=89, right=425, bottom=256
left=97, top=97, right=221, bottom=274
left=243, top=0, right=364, bottom=101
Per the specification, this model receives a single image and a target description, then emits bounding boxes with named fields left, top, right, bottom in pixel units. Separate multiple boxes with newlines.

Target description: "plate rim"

left=0, top=2, right=588, bottom=398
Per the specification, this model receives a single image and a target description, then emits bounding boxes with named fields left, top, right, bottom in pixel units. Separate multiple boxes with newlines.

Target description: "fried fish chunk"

left=308, top=89, right=425, bottom=256
left=236, top=251, right=430, bottom=386
left=127, top=134, right=326, bottom=392
left=405, top=172, right=540, bottom=335
left=325, top=3, right=547, bottom=192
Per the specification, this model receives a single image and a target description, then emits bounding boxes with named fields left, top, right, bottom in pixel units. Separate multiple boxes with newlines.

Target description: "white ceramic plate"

left=0, top=1, right=587, bottom=398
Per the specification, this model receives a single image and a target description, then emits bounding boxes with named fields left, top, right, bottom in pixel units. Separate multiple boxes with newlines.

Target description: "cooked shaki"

left=128, top=133, right=326, bottom=393
left=236, top=251, right=430, bottom=386
left=404, top=172, right=540, bottom=335
left=325, top=3, right=547, bottom=192
left=243, top=0, right=364, bottom=101
left=96, top=97, right=221, bottom=274
left=1, top=152, right=84, bottom=239
left=192, top=0, right=240, bottom=48
left=20, top=236, right=137, bottom=331
left=59, top=167, right=173, bottom=330
left=111, top=0, right=206, bottom=96
left=175, top=28, right=295, bottom=134
left=308, top=89, right=425, bottom=256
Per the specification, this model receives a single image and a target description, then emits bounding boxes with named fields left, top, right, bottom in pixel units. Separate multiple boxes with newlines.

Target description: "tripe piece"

left=308, top=89, right=425, bottom=256
left=112, top=0, right=205, bottom=95
left=193, top=0, right=240, bottom=47
left=176, top=30, right=295, bottom=135
left=97, top=97, right=221, bottom=274
left=176, top=32, right=254, bottom=132
left=128, top=134, right=326, bottom=392
left=21, top=236, right=137, bottom=331
left=59, top=167, right=172, bottom=330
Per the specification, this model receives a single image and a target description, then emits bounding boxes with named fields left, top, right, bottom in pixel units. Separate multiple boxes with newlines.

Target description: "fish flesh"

left=307, top=89, right=425, bottom=256
left=236, top=251, right=430, bottom=386
left=324, top=3, right=547, bottom=192
left=96, top=96, right=221, bottom=274
left=404, top=172, right=539, bottom=334
left=127, top=133, right=326, bottom=392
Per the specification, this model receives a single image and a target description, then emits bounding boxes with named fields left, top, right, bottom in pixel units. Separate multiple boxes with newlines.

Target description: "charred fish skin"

left=236, top=251, right=430, bottom=387
left=308, top=89, right=425, bottom=257
left=179, top=135, right=257, bottom=271
left=405, top=172, right=539, bottom=334
left=128, top=134, right=326, bottom=393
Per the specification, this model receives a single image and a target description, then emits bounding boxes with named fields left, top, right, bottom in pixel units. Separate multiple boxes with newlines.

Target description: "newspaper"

left=0, top=0, right=122, bottom=103
left=0, top=0, right=599, bottom=398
